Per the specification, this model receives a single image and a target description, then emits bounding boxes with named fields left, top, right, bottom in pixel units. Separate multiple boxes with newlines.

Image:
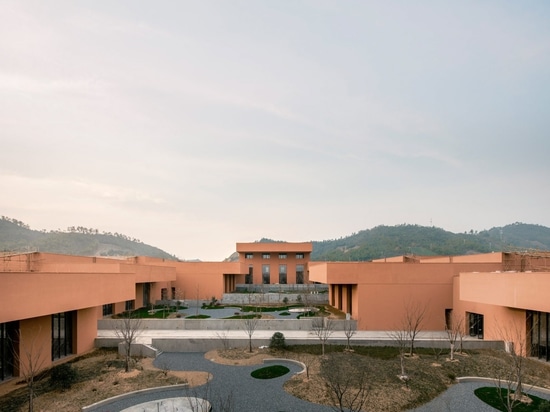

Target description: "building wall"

left=75, top=307, right=100, bottom=354
left=170, top=261, right=242, bottom=302
left=16, top=317, right=51, bottom=376
left=310, top=258, right=506, bottom=331
left=237, top=242, right=312, bottom=285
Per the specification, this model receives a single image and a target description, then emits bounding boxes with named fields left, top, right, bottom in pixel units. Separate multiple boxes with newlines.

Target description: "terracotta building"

left=1, top=243, right=550, bottom=384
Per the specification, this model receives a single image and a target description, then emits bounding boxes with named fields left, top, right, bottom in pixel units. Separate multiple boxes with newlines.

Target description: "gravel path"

left=85, top=352, right=550, bottom=412
left=86, top=352, right=334, bottom=412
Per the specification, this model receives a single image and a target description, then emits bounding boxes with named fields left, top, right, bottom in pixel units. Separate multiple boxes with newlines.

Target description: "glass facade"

left=262, top=264, right=270, bottom=284
left=0, top=322, right=16, bottom=381
left=296, top=264, right=304, bottom=284
left=530, top=311, right=549, bottom=361
left=52, top=312, right=73, bottom=361
left=279, top=264, right=287, bottom=284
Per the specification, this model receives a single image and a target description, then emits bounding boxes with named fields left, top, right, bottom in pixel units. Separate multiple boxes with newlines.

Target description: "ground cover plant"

left=250, top=365, right=290, bottom=379
left=474, top=387, right=550, bottom=412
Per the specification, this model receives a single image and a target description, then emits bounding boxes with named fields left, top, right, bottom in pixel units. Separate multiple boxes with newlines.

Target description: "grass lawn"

left=474, top=387, right=550, bottom=411
left=251, top=365, right=290, bottom=379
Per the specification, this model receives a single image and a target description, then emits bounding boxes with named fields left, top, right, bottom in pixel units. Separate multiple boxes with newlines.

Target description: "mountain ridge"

left=2, top=216, right=549, bottom=262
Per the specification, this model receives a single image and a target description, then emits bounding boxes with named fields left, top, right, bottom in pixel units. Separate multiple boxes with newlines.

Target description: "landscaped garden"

left=3, top=343, right=550, bottom=412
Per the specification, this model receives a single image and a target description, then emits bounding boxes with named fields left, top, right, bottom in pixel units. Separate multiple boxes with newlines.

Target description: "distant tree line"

left=1, top=216, right=30, bottom=229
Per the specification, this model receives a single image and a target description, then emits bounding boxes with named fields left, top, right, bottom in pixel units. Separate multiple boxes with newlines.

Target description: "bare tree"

left=216, top=329, right=232, bottom=351
left=387, top=328, right=408, bottom=380
left=241, top=309, right=260, bottom=353
left=343, top=318, right=356, bottom=351
left=312, top=317, right=334, bottom=356
left=320, top=352, right=370, bottom=412
left=445, top=313, right=463, bottom=361
left=495, top=320, right=532, bottom=411
left=114, top=312, right=143, bottom=372
left=403, top=300, right=427, bottom=356
left=13, top=328, right=46, bottom=412
left=293, top=351, right=318, bottom=380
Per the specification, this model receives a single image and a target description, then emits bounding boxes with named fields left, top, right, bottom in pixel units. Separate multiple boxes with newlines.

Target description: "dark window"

left=143, top=283, right=151, bottom=306
left=161, top=288, right=168, bottom=300
left=468, top=312, right=484, bottom=339
left=279, top=264, right=287, bottom=284
left=296, top=253, right=304, bottom=259
left=102, top=304, right=113, bottom=316
left=262, top=253, right=270, bottom=259
left=530, top=311, right=549, bottom=361
left=245, top=253, right=253, bottom=259
left=125, top=300, right=135, bottom=311
left=262, top=264, right=270, bottom=284
left=279, top=253, right=287, bottom=259
left=0, top=322, right=16, bottom=381
left=296, top=264, right=304, bottom=284
left=171, top=287, right=176, bottom=300
left=245, top=265, right=253, bottom=284
left=52, top=312, right=73, bottom=361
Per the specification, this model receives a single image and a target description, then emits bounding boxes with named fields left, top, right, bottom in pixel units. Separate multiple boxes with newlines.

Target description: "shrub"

left=251, top=365, right=290, bottom=379
left=270, top=332, right=286, bottom=350
left=50, top=363, right=78, bottom=390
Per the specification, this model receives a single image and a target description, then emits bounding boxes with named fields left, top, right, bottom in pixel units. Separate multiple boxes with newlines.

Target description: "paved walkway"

left=85, top=351, right=550, bottom=412
left=85, top=352, right=335, bottom=412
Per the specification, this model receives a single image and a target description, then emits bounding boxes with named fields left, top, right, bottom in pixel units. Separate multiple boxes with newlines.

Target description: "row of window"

left=246, top=264, right=305, bottom=284
left=245, top=253, right=305, bottom=260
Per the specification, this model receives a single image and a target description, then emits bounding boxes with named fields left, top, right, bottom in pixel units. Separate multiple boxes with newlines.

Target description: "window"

left=262, top=253, right=271, bottom=259
left=279, top=253, right=287, bottom=259
left=102, top=304, right=113, bottom=317
left=245, top=265, right=253, bottom=284
left=125, top=300, right=135, bottom=311
left=468, top=312, right=484, bottom=339
left=0, top=322, right=16, bottom=381
left=296, top=253, right=304, bottom=259
left=296, top=264, right=304, bottom=284
left=530, top=311, right=549, bottom=361
left=161, top=288, right=168, bottom=300
left=52, top=312, right=73, bottom=361
left=171, top=287, right=176, bottom=300
left=245, top=253, right=253, bottom=259
left=279, top=264, right=287, bottom=284
left=262, top=264, right=270, bottom=284
left=143, top=283, right=151, bottom=306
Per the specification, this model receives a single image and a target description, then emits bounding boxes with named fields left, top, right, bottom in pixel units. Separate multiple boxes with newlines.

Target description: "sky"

left=1, top=1, right=549, bottom=261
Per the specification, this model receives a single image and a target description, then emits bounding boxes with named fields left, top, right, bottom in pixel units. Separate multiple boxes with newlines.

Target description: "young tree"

left=320, top=352, right=370, bottom=412
left=387, top=328, right=408, bottom=380
left=495, top=320, right=532, bottom=411
left=403, top=300, right=427, bottom=356
left=241, top=308, right=260, bottom=353
left=343, top=318, right=356, bottom=351
left=445, top=313, right=464, bottom=361
left=312, top=316, right=334, bottom=356
left=114, top=312, right=143, bottom=372
left=13, top=328, right=47, bottom=412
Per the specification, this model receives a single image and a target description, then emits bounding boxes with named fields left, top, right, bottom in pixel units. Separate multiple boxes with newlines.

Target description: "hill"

left=2, top=216, right=549, bottom=262
left=0, top=216, right=179, bottom=260
left=310, top=222, right=550, bottom=261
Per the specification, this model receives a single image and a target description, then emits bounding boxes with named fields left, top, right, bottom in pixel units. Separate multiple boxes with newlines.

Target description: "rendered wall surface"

left=170, top=261, right=242, bottom=302
left=0, top=272, right=135, bottom=323
left=17, top=317, right=51, bottom=375
left=76, top=307, right=100, bottom=354
left=459, top=272, right=550, bottom=312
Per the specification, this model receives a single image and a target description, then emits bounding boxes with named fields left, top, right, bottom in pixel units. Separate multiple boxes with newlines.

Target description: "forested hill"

left=0, top=217, right=179, bottom=260
left=310, top=223, right=550, bottom=261
left=3, top=216, right=549, bottom=263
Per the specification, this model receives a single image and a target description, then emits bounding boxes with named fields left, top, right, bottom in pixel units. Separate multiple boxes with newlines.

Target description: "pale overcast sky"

left=1, top=1, right=549, bottom=260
